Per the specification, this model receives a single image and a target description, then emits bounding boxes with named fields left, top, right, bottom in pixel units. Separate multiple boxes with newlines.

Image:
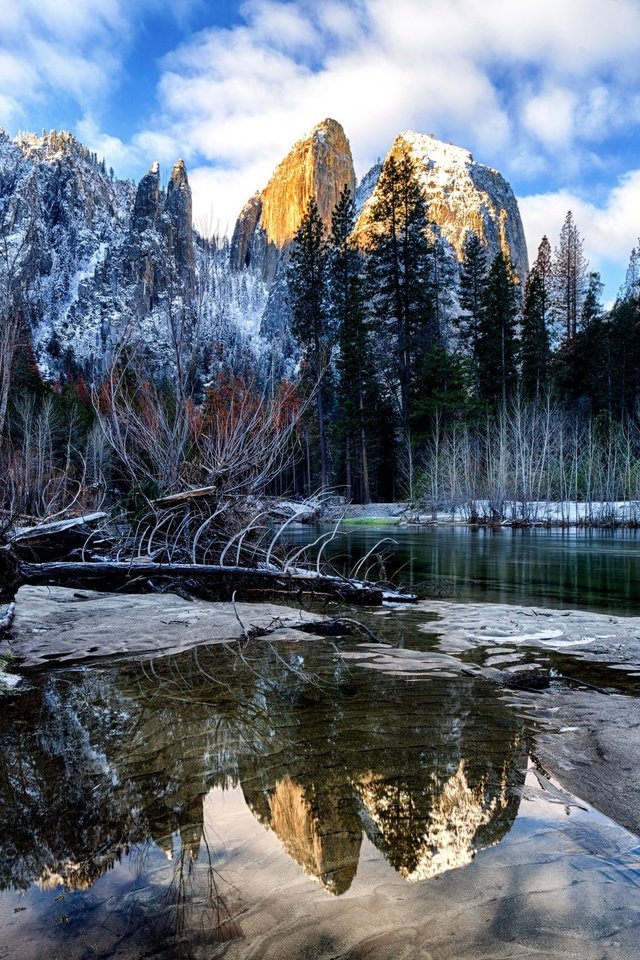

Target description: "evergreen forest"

left=2, top=143, right=640, bottom=535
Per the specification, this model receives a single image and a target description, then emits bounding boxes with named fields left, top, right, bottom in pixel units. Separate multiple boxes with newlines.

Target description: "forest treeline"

left=287, top=142, right=640, bottom=511
left=2, top=141, right=640, bottom=532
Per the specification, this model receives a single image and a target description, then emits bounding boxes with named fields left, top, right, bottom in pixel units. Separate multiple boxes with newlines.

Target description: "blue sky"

left=2, top=0, right=640, bottom=301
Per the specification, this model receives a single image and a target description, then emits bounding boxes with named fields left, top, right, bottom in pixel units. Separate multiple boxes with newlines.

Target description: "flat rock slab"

left=2, top=586, right=325, bottom=668
left=419, top=598, right=640, bottom=668
left=531, top=687, right=640, bottom=837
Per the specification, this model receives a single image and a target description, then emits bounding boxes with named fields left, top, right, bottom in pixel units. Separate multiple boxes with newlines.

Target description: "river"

left=285, top=522, right=640, bottom=613
left=1, top=526, right=639, bottom=959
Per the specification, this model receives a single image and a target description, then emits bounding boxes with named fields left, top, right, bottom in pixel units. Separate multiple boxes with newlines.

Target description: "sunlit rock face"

left=230, top=118, right=356, bottom=283
left=356, top=131, right=529, bottom=284
left=248, top=774, right=361, bottom=895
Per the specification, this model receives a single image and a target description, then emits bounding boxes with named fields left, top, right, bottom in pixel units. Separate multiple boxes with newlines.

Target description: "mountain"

left=355, top=131, right=528, bottom=285
left=0, top=129, right=265, bottom=382
left=230, top=118, right=356, bottom=346
left=230, top=122, right=528, bottom=347
left=0, top=121, right=529, bottom=384
left=231, top=118, right=356, bottom=282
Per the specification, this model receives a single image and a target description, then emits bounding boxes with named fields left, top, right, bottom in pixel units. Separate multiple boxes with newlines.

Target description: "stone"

left=2, top=585, right=325, bottom=668
left=230, top=118, right=356, bottom=284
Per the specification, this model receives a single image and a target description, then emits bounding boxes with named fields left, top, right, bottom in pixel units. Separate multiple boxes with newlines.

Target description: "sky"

left=1, top=0, right=640, bottom=301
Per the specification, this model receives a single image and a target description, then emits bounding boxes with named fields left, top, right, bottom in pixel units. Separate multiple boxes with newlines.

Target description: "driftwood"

left=13, top=558, right=416, bottom=606
left=9, top=513, right=109, bottom=561
left=152, top=486, right=217, bottom=507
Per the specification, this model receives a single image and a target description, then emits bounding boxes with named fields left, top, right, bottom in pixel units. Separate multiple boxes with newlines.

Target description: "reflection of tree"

left=0, top=639, right=527, bottom=916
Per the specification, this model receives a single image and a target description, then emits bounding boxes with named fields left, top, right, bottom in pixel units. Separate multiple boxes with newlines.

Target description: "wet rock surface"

left=0, top=585, right=324, bottom=668
left=421, top=599, right=640, bottom=837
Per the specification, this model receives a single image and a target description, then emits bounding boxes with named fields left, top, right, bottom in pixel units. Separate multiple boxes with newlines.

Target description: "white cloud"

left=0, top=0, right=200, bottom=129
left=4, top=0, right=640, bottom=298
left=522, top=87, right=578, bottom=149
left=520, top=170, right=640, bottom=298
left=137, top=0, right=640, bottom=229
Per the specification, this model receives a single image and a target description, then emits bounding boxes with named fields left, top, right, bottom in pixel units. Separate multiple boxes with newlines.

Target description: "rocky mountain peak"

left=169, top=159, right=189, bottom=190
left=231, top=118, right=356, bottom=282
left=260, top=117, right=355, bottom=250
left=356, top=130, right=529, bottom=284
left=165, top=158, right=194, bottom=285
left=14, top=129, right=88, bottom=166
left=133, top=162, right=161, bottom=231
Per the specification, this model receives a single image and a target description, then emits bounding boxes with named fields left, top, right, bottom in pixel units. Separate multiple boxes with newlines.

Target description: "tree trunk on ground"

left=9, top=558, right=416, bottom=606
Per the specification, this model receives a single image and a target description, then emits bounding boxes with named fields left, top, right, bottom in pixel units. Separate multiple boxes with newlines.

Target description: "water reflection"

left=0, top=641, right=525, bottom=914
left=285, top=524, right=640, bottom=614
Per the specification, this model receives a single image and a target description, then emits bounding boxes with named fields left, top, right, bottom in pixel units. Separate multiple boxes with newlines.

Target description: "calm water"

left=286, top=523, right=640, bottom=614
left=2, top=527, right=640, bottom=958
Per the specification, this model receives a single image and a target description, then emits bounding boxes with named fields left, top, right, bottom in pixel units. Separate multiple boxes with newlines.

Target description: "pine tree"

left=608, top=280, right=640, bottom=415
left=287, top=197, right=332, bottom=489
left=477, top=252, right=519, bottom=405
left=365, top=143, right=436, bottom=434
left=555, top=272, right=609, bottom=411
left=552, top=211, right=588, bottom=341
left=519, top=237, right=553, bottom=399
left=327, top=186, right=374, bottom=503
left=456, top=230, right=488, bottom=380
left=411, top=346, right=477, bottom=440
left=619, top=242, right=640, bottom=303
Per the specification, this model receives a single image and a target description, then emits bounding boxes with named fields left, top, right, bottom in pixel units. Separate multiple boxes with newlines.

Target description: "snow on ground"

left=418, top=599, right=640, bottom=669
left=326, top=499, right=640, bottom=525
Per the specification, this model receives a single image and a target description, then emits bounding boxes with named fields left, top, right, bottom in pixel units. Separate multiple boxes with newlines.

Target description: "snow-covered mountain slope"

left=1, top=122, right=529, bottom=386
left=0, top=129, right=269, bottom=381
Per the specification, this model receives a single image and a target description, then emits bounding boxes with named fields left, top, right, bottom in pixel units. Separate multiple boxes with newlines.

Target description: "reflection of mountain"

left=263, top=774, right=361, bottom=895
left=356, top=757, right=513, bottom=881
left=0, top=642, right=526, bottom=900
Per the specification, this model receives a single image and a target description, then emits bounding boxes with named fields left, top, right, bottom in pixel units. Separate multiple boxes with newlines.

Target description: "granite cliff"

left=356, top=131, right=528, bottom=284
left=231, top=118, right=356, bottom=284
left=1, top=120, right=530, bottom=382
left=230, top=121, right=528, bottom=347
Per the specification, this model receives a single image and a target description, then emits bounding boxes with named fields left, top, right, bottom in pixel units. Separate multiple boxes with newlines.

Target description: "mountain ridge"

left=1, top=119, right=529, bottom=381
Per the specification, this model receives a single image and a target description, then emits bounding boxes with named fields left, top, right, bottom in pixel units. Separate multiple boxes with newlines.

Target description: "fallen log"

left=14, top=559, right=416, bottom=606
left=9, top=513, right=109, bottom=562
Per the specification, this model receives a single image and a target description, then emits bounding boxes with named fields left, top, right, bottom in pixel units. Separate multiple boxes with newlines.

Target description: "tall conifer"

left=288, top=197, right=332, bottom=489
left=520, top=237, right=552, bottom=399
left=477, top=252, right=519, bottom=405
left=328, top=186, right=373, bottom=502
left=457, top=230, right=488, bottom=382
left=365, top=142, right=435, bottom=434
left=552, top=211, right=588, bottom=341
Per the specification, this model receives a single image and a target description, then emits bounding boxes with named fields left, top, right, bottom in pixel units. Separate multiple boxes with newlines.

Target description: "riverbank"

left=426, top=598, right=640, bottom=837
left=319, top=497, right=640, bottom=527
left=0, top=585, right=326, bottom=676
left=357, top=598, right=640, bottom=837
